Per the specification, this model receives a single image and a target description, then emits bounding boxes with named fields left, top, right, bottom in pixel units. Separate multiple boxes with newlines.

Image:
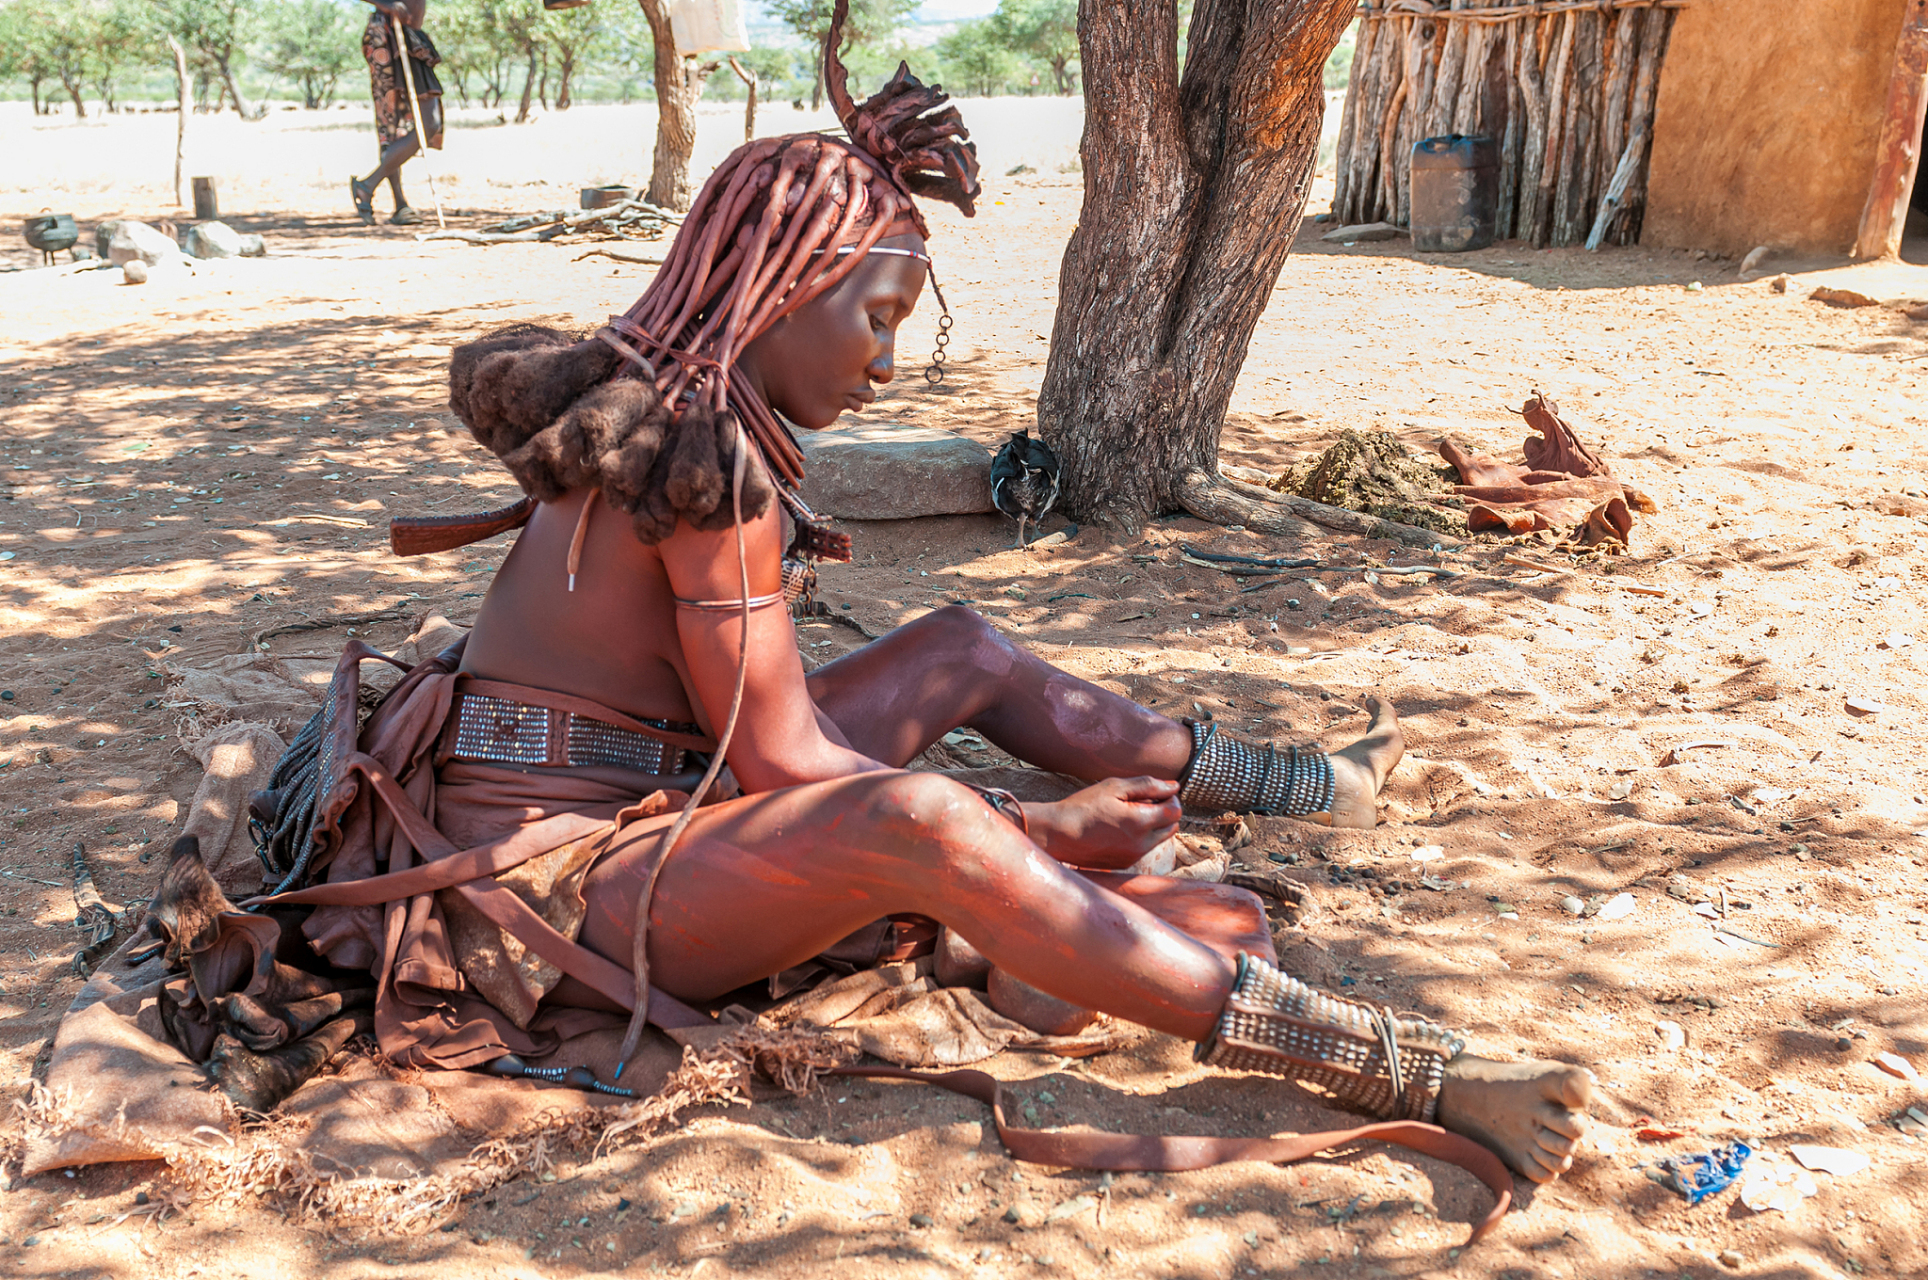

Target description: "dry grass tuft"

left=12, top=1026, right=854, bottom=1237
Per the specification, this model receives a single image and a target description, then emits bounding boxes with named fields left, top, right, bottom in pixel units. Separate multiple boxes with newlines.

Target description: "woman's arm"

left=659, top=507, right=884, bottom=793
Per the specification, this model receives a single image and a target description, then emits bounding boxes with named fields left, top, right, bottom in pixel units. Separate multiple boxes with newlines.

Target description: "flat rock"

left=796, top=420, right=993, bottom=519
left=1320, top=221, right=1406, bottom=243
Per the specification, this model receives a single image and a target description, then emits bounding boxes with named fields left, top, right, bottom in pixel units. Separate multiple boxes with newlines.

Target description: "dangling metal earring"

left=924, top=265, right=953, bottom=385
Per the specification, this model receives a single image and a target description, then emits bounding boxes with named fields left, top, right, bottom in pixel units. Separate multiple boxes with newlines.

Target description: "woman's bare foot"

left=1435, top=1054, right=1594, bottom=1183
left=1315, top=695, right=1404, bottom=828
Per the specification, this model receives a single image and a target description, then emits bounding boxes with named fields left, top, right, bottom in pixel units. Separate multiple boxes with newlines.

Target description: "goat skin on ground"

left=1438, top=393, right=1656, bottom=546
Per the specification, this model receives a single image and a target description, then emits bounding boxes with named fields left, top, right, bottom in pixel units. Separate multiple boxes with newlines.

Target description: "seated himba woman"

left=173, top=7, right=1590, bottom=1191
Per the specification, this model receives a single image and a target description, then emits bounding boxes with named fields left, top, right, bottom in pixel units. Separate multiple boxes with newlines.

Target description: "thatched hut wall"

left=1333, top=1, right=1683, bottom=248
left=1644, top=0, right=1909, bottom=257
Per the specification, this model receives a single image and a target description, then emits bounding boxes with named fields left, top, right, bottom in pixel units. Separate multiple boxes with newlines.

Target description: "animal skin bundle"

left=444, top=0, right=980, bottom=543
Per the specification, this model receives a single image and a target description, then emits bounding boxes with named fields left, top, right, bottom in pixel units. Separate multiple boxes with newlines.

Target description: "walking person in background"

left=351, top=0, right=444, bottom=226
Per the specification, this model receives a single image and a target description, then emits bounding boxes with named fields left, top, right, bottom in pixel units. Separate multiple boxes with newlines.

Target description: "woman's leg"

left=805, top=606, right=1193, bottom=777
left=804, top=606, right=1404, bottom=827
left=575, top=768, right=1593, bottom=1183
left=359, top=133, right=420, bottom=208
left=579, top=769, right=1231, bottom=1039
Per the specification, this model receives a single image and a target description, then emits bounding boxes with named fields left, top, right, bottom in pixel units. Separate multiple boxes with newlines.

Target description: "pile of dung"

left=1268, top=430, right=1469, bottom=536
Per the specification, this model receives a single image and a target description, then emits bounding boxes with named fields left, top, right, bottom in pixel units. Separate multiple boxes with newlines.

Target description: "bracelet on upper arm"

left=672, top=590, right=788, bottom=612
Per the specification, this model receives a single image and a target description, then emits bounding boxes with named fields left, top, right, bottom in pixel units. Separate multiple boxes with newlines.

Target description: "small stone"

left=1719, top=1249, right=1744, bottom=1268
left=910, top=1213, right=935, bottom=1229
left=1875, top=1051, right=1920, bottom=1082
left=0, top=691, right=11, bottom=701
left=1685, top=281, right=1704, bottom=293
left=1654, top=1020, right=1686, bottom=1052
left=122, top=260, right=149, bottom=285
left=1836, top=1037, right=1854, bottom=1051
left=1845, top=696, right=1886, bottom=716
left=1561, top=895, right=1585, bottom=916
left=1811, top=286, right=1881, bottom=308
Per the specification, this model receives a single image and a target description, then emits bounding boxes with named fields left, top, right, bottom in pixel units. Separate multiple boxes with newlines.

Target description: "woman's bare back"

left=460, top=488, right=708, bottom=729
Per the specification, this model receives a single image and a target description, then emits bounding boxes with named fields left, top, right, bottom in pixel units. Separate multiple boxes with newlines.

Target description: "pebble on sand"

left=121, top=260, right=148, bottom=285
left=1874, top=1051, right=1919, bottom=1083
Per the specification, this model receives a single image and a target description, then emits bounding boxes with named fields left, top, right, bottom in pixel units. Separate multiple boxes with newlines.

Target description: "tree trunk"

left=638, top=0, right=697, bottom=210
left=168, top=35, right=189, bottom=208
left=557, top=54, right=575, bottom=110
left=811, top=45, right=825, bottom=111
left=517, top=47, right=539, bottom=122
left=1038, top=0, right=1355, bottom=533
left=216, top=53, right=256, bottom=120
left=64, top=79, right=87, bottom=119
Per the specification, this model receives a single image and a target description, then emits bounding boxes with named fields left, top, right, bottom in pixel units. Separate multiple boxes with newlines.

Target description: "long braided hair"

left=447, top=0, right=979, bottom=542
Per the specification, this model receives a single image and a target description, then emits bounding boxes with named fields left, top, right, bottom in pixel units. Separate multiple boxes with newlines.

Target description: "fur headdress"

left=445, top=0, right=980, bottom=544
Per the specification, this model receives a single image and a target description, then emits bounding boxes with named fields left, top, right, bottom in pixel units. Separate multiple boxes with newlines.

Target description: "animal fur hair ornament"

left=443, top=0, right=980, bottom=545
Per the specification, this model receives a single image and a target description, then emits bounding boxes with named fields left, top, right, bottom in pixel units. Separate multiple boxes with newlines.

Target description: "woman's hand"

left=1023, top=776, right=1181, bottom=870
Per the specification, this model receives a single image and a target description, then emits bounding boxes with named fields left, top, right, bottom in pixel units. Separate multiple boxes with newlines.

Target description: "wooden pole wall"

left=1334, top=0, right=1680, bottom=247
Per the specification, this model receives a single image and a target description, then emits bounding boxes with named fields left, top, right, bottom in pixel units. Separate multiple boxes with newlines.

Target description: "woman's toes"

left=1536, top=1125, right=1579, bottom=1159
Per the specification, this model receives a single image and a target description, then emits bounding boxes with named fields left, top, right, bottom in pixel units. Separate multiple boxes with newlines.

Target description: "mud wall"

left=1646, top=0, right=1909, bottom=256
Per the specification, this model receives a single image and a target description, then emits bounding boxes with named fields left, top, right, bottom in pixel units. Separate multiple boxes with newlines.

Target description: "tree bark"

left=1037, top=0, right=1355, bottom=533
left=168, top=35, right=189, bottom=208
left=517, top=47, right=540, bottom=123
left=638, top=0, right=698, bottom=210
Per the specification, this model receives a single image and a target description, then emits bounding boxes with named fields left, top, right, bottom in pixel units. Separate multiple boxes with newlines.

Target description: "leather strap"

left=390, top=497, right=537, bottom=557
left=829, top=1065, right=1513, bottom=1244
left=458, top=676, right=720, bottom=754
left=248, top=750, right=710, bottom=1029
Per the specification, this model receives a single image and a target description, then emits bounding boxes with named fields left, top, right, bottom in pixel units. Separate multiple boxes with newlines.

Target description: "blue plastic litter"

left=1648, top=1140, right=1752, bottom=1206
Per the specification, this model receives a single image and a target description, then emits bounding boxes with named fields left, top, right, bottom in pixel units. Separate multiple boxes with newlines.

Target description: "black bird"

left=990, top=428, right=1062, bottom=549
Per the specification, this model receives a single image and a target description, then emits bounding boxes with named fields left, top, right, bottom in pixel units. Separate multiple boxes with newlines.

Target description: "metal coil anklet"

left=1177, top=720, right=1334, bottom=816
left=1196, top=954, right=1466, bottom=1124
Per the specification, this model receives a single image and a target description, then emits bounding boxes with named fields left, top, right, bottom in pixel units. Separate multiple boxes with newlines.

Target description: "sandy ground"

left=2, top=97, right=1928, bottom=1280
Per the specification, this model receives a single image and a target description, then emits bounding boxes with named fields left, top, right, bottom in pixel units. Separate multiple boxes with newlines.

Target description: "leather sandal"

left=390, top=206, right=423, bottom=227
left=349, top=178, right=375, bottom=226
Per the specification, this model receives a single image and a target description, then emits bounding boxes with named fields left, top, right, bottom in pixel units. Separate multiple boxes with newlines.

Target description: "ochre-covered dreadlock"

left=445, top=0, right=979, bottom=544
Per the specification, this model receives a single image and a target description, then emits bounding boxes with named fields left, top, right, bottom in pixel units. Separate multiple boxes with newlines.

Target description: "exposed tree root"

left=1176, top=470, right=1463, bottom=551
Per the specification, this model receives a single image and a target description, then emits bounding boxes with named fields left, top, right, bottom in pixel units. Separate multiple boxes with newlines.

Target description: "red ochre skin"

left=462, top=241, right=1235, bottom=1041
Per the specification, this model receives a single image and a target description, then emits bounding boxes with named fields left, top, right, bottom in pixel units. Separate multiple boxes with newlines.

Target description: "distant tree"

left=42, top=0, right=97, bottom=117
left=0, top=3, right=56, bottom=114
left=766, top=0, right=914, bottom=111
left=540, top=2, right=607, bottom=110
left=935, top=20, right=1019, bottom=98
left=152, top=0, right=261, bottom=119
left=258, top=0, right=359, bottom=109
left=991, top=0, right=1076, bottom=95
left=86, top=0, right=144, bottom=113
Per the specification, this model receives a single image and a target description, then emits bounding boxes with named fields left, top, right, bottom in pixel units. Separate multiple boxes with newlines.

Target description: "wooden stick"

left=1334, top=10, right=1375, bottom=217
left=391, top=12, right=446, bottom=231
left=1612, top=5, right=1673, bottom=245
left=1854, top=0, right=1928, bottom=260
left=1530, top=12, right=1575, bottom=247
left=1497, top=16, right=1522, bottom=237
left=1355, top=0, right=1688, bottom=20
left=1516, top=15, right=1549, bottom=243
left=1431, top=0, right=1471, bottom=138
left=167, top=35, right=189, bottom=208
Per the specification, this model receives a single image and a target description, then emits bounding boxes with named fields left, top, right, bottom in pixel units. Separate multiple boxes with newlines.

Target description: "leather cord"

left=829, top=1064, right=1514, bottom=1244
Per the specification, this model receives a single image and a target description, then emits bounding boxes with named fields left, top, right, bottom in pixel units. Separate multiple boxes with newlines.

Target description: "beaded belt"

left=448, top=692, right=696, bottom=775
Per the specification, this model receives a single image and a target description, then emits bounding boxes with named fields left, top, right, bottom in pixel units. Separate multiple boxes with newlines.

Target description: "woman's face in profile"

left=740, top=235, right=928, bottom=431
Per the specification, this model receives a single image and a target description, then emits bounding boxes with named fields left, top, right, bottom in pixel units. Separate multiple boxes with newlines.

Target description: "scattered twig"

left=1502, top=553, right=1574, bottom=575
left=251, top=607, right=411, bottom=650
left=1180, top=544, right=1321, bottom=571
left=71, top=841, right=123, bottom=977
left=572, top=246, right=667, bottom=266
